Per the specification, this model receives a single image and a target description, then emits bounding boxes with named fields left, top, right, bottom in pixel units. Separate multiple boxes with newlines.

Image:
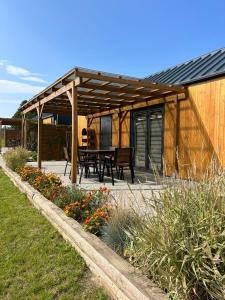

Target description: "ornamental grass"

left=125, top=169, right=225, bottom=300
left=3, top=147, right=31, bottom=171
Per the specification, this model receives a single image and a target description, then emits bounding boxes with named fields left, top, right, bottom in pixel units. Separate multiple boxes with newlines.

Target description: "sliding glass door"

left=100, top=115, right=112, bottom=149
left=132, top=106, right=164, bottom=173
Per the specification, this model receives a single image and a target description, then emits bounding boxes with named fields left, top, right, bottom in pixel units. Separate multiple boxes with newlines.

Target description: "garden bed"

left=0, top=168, right=107, bottom=299
left=0, top=156, right=167, bottom=300
left=3, top=147, right=225, bottom=300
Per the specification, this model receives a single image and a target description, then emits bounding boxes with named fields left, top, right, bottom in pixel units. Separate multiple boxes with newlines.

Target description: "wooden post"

left=24, top=114, right=27, bottom=149
left=118, top=111, right=128, bottom=148
left=21, top=114, right=25, bottom=147
left=174, top=96, right=179, bottom=175
left=36, top=103, right=44, bottom=169
left=69, top=84, right=78, bottom=184
left=0, top=123, right=2, bottom=148
left=118, top=111, right=122, bottom=147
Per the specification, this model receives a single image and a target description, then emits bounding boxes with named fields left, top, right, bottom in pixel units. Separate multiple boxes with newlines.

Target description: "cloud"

left=0, top=60, right=46, bottom=83
left=0, top=79, right=44, bottom=94
left=21, top=76, right=47, bottom=83
left=0, top=59, right=8, bottom=67
left=5, top=65, right=31, bottom=76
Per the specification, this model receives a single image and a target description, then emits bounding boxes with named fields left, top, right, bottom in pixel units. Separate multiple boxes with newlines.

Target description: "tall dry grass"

left=124, top=164, right=225, bottom=299
left=3, top=147, right=31, bottom=171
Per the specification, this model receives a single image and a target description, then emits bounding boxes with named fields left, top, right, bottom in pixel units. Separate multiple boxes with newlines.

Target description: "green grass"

left=0, top=168, right=108, bottom=300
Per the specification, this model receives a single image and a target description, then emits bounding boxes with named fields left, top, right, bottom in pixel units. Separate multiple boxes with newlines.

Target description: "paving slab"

left=28, top=160, right=166, bottom=211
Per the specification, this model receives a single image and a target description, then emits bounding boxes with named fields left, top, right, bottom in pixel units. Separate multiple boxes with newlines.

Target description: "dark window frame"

left=100, top=114, right=112, bottom=149
left=130, top=104, right=165, bottom=173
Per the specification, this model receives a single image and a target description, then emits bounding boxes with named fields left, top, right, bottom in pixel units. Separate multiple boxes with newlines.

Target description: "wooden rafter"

left=22, top=78, right=80, bottom=114
left=75, top=69, right=184, bottom=92
left=78, top=90, right=143, bottom=102
left=80, top=82, right=161, bottom=96
left=20, top=67, right=186, bottom=118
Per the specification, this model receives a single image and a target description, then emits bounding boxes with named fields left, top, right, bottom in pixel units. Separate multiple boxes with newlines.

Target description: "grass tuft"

left=126, top=169, right=225, bottom=300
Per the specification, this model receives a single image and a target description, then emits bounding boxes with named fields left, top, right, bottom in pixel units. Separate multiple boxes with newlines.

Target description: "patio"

left=28, top=160, right=166, bottom=210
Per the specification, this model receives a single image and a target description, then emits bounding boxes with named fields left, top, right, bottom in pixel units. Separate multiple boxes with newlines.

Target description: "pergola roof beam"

left=75, top=69, right=184, bottom=92
left=21, top=67, right=186, bottom=116
left=77, top=90, right=145, bottom=101
left=79, top=82, right=177, bottom=99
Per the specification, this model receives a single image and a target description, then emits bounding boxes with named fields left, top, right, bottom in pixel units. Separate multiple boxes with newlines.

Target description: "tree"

left=12, top=100, right=35, bottom=119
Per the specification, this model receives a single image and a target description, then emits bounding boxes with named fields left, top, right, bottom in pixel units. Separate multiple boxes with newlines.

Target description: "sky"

left=0, top=0, right=225, bottom=117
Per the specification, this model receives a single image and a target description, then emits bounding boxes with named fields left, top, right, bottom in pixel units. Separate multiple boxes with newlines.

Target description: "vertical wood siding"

left=178, top=77, right=225, bottom=178
left=90, top=117, right=100, bottom=149
left=121, top=111, right=130, bottom=147
left=90, top=76, right=225, bottom=179
left=78, top=116, right=87, bottom=145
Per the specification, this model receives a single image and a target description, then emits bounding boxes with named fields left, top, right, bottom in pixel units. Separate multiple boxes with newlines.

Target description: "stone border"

left=0, top=159, right=168, bottom=300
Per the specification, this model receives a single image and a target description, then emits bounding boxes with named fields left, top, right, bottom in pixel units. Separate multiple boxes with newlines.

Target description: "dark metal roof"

left=146, top=47, right=225, bottom=85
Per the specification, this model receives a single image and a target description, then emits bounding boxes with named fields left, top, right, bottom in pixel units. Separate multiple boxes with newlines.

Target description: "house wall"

left=43, top=117, right=54, bottom=124
left=78, top=116, right=87, bottom=145
left=89, top=76, right=225, bottom=179
left=177, top=77, right=225, bottom=178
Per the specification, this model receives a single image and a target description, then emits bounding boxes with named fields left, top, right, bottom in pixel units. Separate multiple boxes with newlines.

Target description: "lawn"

left=0, top=168, right=108, bottom=300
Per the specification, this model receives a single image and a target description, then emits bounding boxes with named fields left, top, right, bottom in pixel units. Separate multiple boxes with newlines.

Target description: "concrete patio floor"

left=29, top=160, right=166, bottom=210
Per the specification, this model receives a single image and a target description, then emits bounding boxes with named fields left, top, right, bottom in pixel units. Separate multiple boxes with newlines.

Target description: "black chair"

left=63, top=147, right=71, bottom=176
left=64, top=147, right=80, bottom=178
left=78, top=150, right=99, bottom=184
left=103, top=147, right=134, bottom=185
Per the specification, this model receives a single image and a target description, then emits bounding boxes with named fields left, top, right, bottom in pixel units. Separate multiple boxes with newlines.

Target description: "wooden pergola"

left=21, top=67, right=186, bottom=184
left=0, top=117, right=36, bottom=149
left=0, top=117, right=22, bottom=126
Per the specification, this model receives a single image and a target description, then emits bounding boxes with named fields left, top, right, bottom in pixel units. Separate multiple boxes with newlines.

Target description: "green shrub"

left=62, top=188, right=110, bottom=225
left=3, top=147, right=31, bottom=171
left=126, top=170, right=225, bottom=300
left=50, top=186, right=87, bottom=209
left=31, top=151, right=37, bottom=161
left=16, top=165, right=61, bottom=198
left=102, top=209, right=136, bottom=256
left=16, top=165, right=42, bottom=183
left=32, top=173, right=61, bottom=198
left=84, top=207, right=109, bottom=235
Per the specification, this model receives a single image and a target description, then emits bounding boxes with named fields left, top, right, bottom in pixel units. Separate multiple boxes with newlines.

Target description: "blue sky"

left=0, top=0, right=225, bottom=117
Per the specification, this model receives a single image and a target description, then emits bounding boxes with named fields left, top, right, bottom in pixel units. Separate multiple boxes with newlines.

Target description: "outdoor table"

left=79, top=149, right=115, bottom=182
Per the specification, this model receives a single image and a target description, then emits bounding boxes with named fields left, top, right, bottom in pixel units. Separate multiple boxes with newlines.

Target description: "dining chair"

left=105, top=146, right=116, bottom=176
left=102, top=147, right=135, bottom=185
left=63, top=146, right=71, bottom=176
left=64, top=146, right=80, bottom=177
left=78, top=149, right=99, bottom=184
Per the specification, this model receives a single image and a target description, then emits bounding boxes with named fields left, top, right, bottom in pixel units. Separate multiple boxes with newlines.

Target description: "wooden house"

left=89, top=48, right=225, bottom=179
left=20, top=48, right=225, bottom=183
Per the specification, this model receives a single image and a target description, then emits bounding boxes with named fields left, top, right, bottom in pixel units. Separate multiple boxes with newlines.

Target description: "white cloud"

left=0, top=60, right=46, bottom=84
left=0, top=59, right=8, bottom=67
left=21, top=76, right=47, bottom=83
left=6, top=64, right=31, bottom=76
left=0, top=79, right=44, bottom=94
